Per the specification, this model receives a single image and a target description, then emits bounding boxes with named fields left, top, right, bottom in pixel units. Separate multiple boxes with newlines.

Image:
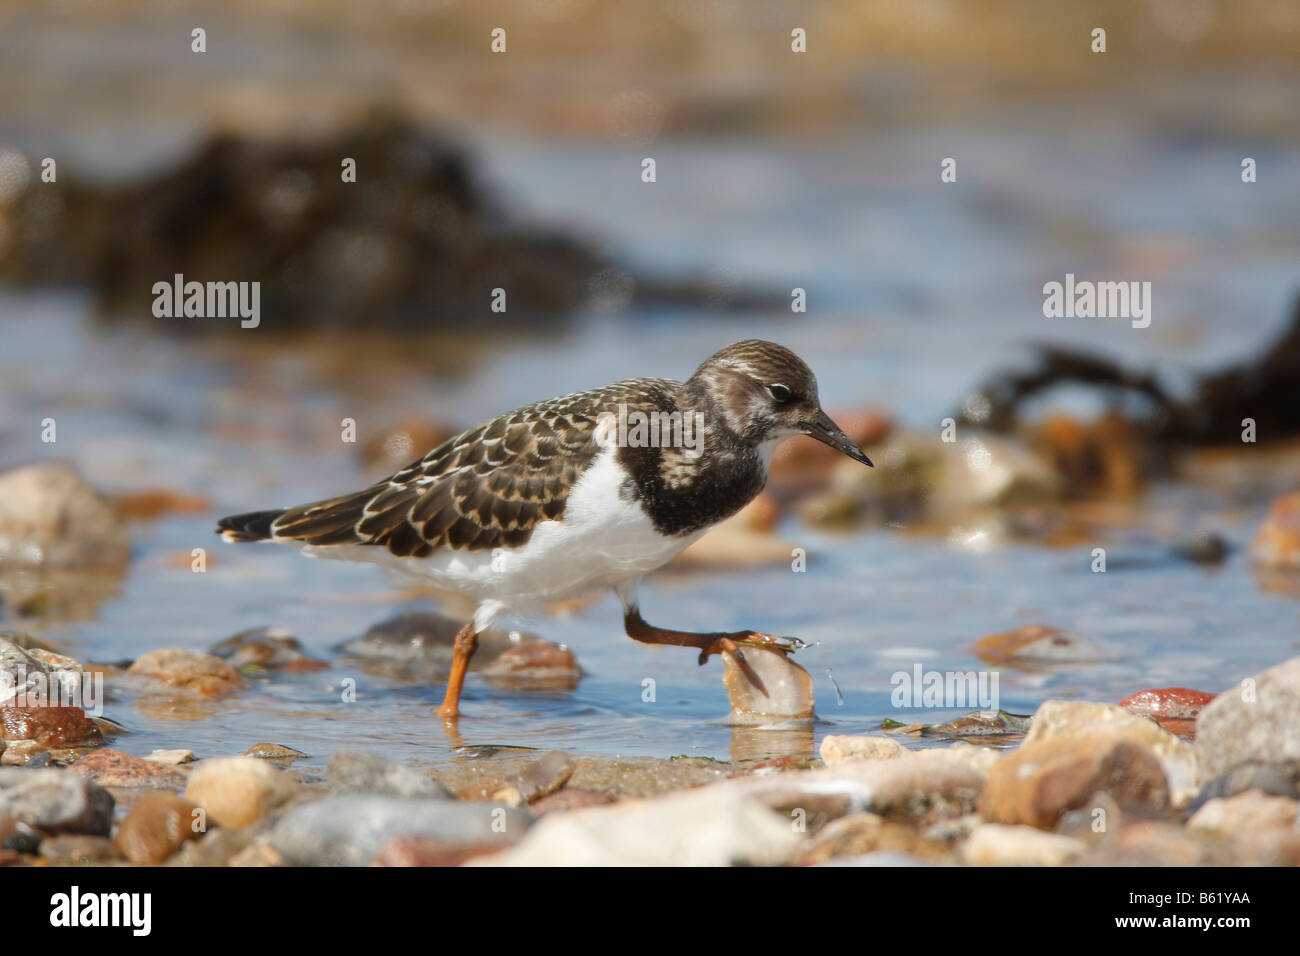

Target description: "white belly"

left=300, top=448, right=703, bottom=615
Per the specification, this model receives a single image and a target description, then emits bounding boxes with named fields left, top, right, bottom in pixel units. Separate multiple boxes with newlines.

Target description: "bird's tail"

left=216, top=509, right=287, bottom=543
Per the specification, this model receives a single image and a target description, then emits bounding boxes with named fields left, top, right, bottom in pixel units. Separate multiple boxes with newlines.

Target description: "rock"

left=819, top=735, right=907, bottom=766
left=110, top=489, right=210, bottom=521
left=796, top=812, right=950, bottom=865
left=243, top=742, right=308, bottom=761
left=115, top=793, right=203, bottom=864
left=270, top=795, right=531, bottom=866
left=39, top=834, right=124, bottom=865
left=1119, top=687, right=1216, bottom=718
left=509, top=751, right=577, bottom=803
left=1101, top=820, right=1228, bottom=866
left=1185, top=762, right=1300, bottom=814
left=336, top=612, right=541, bottom=682
left=168, top=826, right=257, bottom=867
left=1188, top=790, right=1299, bottom=834
left=228, top=843, right=288, bottom=867
left=1251, top=490, right=1300, bottom=569
left=962, top=823, right=1086, bottom=866
left=915, top=710, right=1032, bottom=738
left=373, top=835, right=509, bottom=867
left=980, top=736, right=1169, bottom=830
left=0, top=768, right=114, bottom=835
left=184, top=756, right=299, bottom=827
left=209, top=627, right=328, bottom=673
left=128, top=649, right=247, bottom=698
left=528, top=789, right=618, bottom=815
left=68, top=748, right=186, bottom=790
left=146, top=749, right=196, bottom=766
left=722, top=647, right=814, bottom=723
left=1020, top=700, right=1199, bottom=806
left=0, top=706, right=103, bottom=747
left=0, top=463, right=130, bottom=568
left=471, top=785, right=801, bottom=867
left=481, top=641, right=581, bottom=689
left=0, top=635, right=93, bottom=707
left=971, top=625, right=1117, bottom=667
left=1196, top=655, right=1300, bottom=778
left=325, top=750, right=452, bottom=799
left=0, top=740, right=43, bottom=766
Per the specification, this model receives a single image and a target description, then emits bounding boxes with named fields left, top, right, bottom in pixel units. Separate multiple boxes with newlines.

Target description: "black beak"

left=803, top=409, right=873, bottom=467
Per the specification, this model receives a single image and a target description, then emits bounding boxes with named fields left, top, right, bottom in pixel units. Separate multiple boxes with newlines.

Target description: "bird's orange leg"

left=622, top=608, right=806, bottom=691
left=437, top=620, right=479, bottom=722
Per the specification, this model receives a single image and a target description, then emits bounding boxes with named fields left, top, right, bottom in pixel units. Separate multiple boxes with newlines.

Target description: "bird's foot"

left=697, top=631, right=806, bottom=666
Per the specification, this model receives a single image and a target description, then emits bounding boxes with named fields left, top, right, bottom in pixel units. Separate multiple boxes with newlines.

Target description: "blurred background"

left=1, top=0, right=1299, bottom=768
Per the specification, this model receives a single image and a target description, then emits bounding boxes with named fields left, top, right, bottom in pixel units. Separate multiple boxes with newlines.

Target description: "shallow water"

left=2, top=122, right=1298, bottom=773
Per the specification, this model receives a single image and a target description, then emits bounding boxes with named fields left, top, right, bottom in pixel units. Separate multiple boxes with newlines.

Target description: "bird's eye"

left=767, top=383, right=792, bottom=404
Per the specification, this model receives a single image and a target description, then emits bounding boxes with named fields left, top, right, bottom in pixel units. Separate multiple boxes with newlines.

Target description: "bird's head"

left=687, top=339, right=873, bottom=466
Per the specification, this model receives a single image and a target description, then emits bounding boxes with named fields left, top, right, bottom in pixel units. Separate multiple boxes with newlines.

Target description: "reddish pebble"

left=0, top=706, right=104, bottom=747
left=1118, top=688, right=1217, bottom=720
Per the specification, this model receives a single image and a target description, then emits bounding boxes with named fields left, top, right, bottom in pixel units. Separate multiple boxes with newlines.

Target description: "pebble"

left=147, top=749, right=196, bottom=766
left=184, top=756, right=300, bottom=827
left=115, top=793, right=203, bottom=864
left=326, top=750, right=452, bottom=799
left=1196, top=654, right=1300, bottom=778
left=980, top=736, right=1169, bottom=829
left=0, top=705, right=103, bottom=747
left=39, top=834, right=125, bottom=865
left=128, top=649, right=248, bottom=698
left=335, top=612, right=538, bottom=681
left=722, top=646, right=814, bottom=723
left=0, top=768, right=114, bottom=835
left=0, top=463, right=130, bottom=568
left=0, top=740, right=44, bottom=766
left=819, top=735, right=907, bottom=766
left=68, top=748, right=186, bottom=790
left=1187, top=790, right=1299, bottom=834
left=210, top=627, right=328, bottom=672
left=1250, top=489, right=1300, bottom=569
left=1019, top=699, right=1199, bottom=806
left=373, top=835, right=510, bottom=867
left=963, top=823, right=1086, bottom=866
left=481, top=641, right=582, bottom=689
left=971, top=624, right=1117, bottom=666
left=270, top=795, right=531, bottom=866
left=243, top=742, right=308, bottom=761
left=1118, top=687, right=1216, bottom=719
left=528, top=788, right=618, bottom=815
left=472, top=785, right=802, bottom=867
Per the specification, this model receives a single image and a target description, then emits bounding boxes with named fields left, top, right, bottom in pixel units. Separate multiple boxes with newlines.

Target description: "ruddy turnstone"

left=217, top=340, right=873, bottom=720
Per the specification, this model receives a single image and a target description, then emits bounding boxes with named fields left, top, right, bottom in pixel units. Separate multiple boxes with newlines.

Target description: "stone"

left=270, top=795, right=531, bottom=866
left=528, top=788, right=617, bottom=815
left=184, top=756, right=299, bottom=827
left=373, top=835, right=509, bottom=867
left=210, top=627, right=327, bottom=672
left=325, top=750, right=451, bottom=799
left=39, top=834, right=124, bottom=865
left=819, top=735, right=907, bottom=766
left=473, top=785, right=802, bottom=867
left=0, top=740, right=43, bottom=766
left=243, top=742, right=308, bottom=761
left=128, top=649, right=247, bottom=698
left=146, top=749, right=196, bottom=766
left=722, top=646, right=814, bottom=723
left=115, top=793, right=203, bottom=864
left=1187, top=790, right=1299, bottom=833
left=68, top=748, right=186, bottom=790
left=481, top=641, right=581, bottom=689
left=0, top=706, right=103, bottom=747
left=0, top=768, right=114, bottom=835
left=971, top=625, right=1117, bottom=666
left=0, top=635, right=92, bottom=708
left=510, top=751, right=577, bottom=803
left=0, top=463, right=129, bottom=568
left=980, top=736, right=1169, bottom=830
left=963, top=823, right=1086, bottom=866
left=1251, top=490, right=1300, bottom=569
left=1020, top=699, right=1199, bottom=806
left=1196, top=655, right=1300, bottom=778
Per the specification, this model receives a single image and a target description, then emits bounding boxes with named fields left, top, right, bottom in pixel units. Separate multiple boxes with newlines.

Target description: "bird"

left=216, top=339, right=873, bottom=721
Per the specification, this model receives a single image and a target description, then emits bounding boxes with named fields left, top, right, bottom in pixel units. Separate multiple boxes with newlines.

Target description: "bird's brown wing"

left=216, top=378, right=678, bottom=557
